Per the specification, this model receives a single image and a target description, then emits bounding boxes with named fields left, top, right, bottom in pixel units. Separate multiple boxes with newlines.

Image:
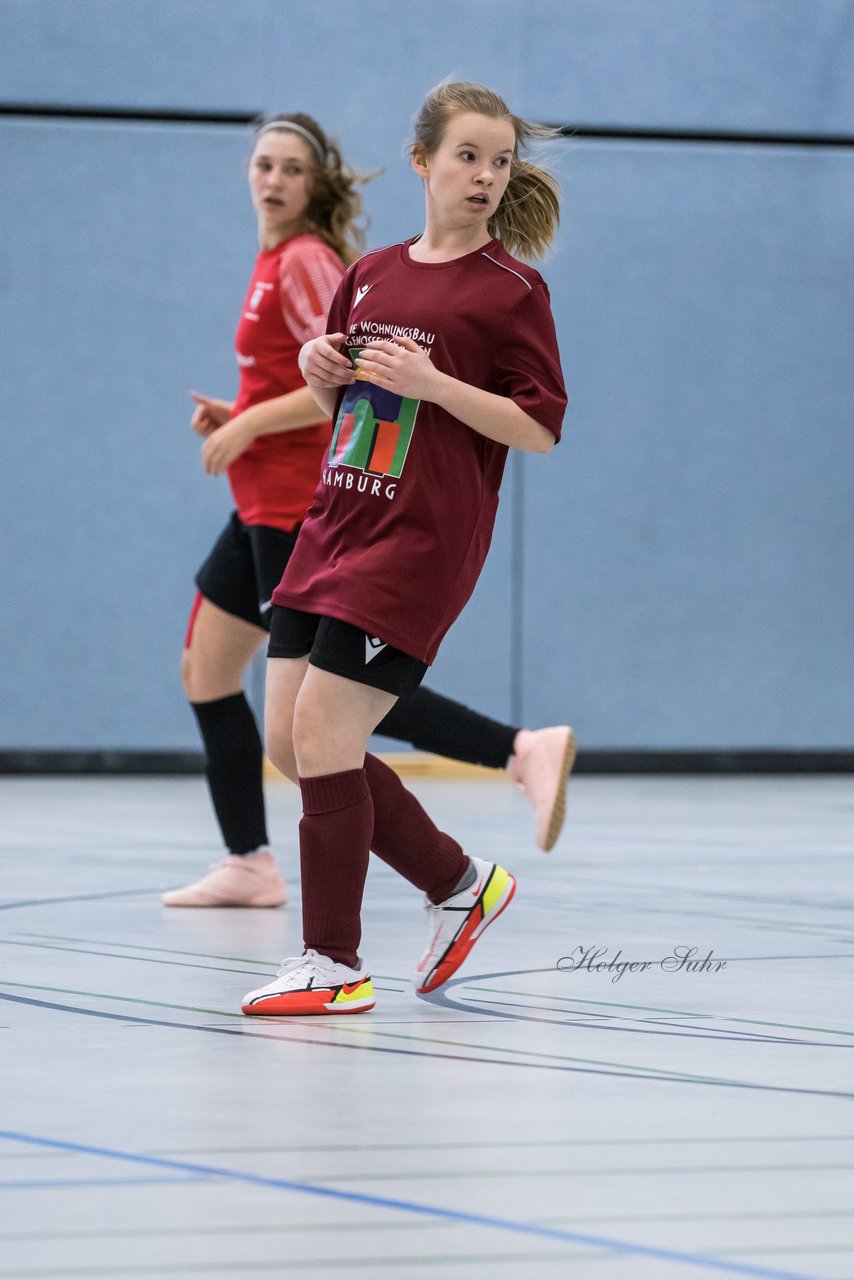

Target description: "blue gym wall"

left=1, top=0, right=852, bottom=754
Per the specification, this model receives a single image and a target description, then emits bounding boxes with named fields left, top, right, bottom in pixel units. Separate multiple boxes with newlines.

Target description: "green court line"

left=537, top=1208, right=854, bottom=1226
left=547, top=882, right=854, bottom=942
left=0, top=980, right=721, bottom=1085
left=715, top=1245, right=854, bottom=1258
left=0, top=1252, right=611, bottom=1278
left=11, top=931, right=409, bottom=988
left=148, top=1134, right=854, bottom=1156
left=302, top=1162, right=854, bottom=1185
left=0, top=1221, right=450, bottom=1242
left=4, top=1207, right=853, bottom=1244
left=21, top=932, right=852, bottom=1042
left=468, top=983, right=854, bottom=1040
left=0, top=980, right=243, bottom=1020
left=461, top=992, right=830, bottom=1047
left=13, top=931, right=290, bottom=968
left=305, top=1009, right=720, bottom=1082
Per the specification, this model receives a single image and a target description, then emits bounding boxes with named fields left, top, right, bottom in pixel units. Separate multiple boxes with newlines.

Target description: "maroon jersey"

left=228, top=233, right=344, bottom=529
left=272, top=236, right=566, bottom=662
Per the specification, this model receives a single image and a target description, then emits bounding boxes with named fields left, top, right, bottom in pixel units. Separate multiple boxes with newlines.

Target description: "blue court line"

left=3, top=989, right=852, bottom=1101
left=0, top=1130, right=820, bottom=1280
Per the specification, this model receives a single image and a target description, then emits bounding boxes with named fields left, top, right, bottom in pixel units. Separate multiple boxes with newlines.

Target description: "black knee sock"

left=375, top=686, right=518, bottom=770
left=191, top=693, right=269, bottom=855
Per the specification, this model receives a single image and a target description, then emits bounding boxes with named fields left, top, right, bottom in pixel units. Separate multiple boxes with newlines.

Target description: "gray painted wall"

left=1, top=1, right=852, bottom=751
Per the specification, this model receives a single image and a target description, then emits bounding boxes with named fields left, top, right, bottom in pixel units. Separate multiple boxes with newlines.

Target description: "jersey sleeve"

left=494, top=283, right=567, bottom=442
left=278, top=240, right=346, bottom=346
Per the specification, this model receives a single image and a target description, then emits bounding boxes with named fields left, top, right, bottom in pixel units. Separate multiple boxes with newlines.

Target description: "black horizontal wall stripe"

left=0, top=103, right=258, bottom=125
left=2, top=104, right=853, bottom=147
left=2, top=104, right=854, bottom=147
left=549, top=123, right=854, bottom=149
left=0, top=750, right=852, bottom=775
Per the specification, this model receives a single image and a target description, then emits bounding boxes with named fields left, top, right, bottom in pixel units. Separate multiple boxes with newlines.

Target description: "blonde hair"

left=252, top=113, right=373, bottom=265
left=410, top=81, right=560, bottom=261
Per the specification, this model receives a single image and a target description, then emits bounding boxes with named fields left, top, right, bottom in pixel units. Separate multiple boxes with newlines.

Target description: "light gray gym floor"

left=1, top=771, right=853, bottom=1280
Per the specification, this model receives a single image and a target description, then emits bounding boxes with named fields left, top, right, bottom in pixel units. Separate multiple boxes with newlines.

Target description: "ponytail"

left=411, top=81, right=561, bottom=260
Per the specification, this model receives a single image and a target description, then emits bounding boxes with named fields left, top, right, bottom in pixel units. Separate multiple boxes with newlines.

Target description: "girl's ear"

left=411, top=145, right=430, bottom=179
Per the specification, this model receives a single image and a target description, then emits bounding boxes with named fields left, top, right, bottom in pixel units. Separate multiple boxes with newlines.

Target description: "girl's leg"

left=245, top=661, right=516, bottom=1014
left=290, top=666, right=398, bottom=967
left=376, top=686, right=576, bottom=852
left=376, top=686, right=516, bottom=768
left=163, top=595, right=285, bottom=907
left=243, top=660, right=387, bottom=1017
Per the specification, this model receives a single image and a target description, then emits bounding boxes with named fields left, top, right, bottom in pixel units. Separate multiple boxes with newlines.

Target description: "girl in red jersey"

left=243, top=83, right=568, bottom=1016
left=167, top=111, right=575, bottom=910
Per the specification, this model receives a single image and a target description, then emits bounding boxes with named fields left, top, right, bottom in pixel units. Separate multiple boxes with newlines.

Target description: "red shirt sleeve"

left=278, top=239, right=346, bottom=346
left=494, top=282, right=567, bottom=442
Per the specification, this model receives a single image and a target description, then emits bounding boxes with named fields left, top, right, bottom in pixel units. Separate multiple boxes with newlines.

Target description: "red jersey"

left=272, top=237, right=566, bottom=663
left=228, top=232, right=345, bottom=529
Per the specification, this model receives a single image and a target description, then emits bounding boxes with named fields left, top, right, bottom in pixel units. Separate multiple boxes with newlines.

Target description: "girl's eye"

left=459, top=151, right=475, bottom=162
left=495, top=157, right=510, bottom=168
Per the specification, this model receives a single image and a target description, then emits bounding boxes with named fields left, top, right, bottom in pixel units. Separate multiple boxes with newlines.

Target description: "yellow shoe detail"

left=331, top=978, right=374, bottom=1005
left=481, top=865, right=510, bottom=916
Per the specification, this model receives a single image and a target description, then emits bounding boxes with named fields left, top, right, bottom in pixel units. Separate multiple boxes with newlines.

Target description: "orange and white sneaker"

left=415, top=857, right=516, bottom=996
left=241, top=949, right=375, bottom=1017
left=509, top=726, right=577, bottom=852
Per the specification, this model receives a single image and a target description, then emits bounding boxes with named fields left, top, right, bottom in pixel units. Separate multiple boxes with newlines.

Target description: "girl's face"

left=413, top=111, right=516, bottom=233
left=249, top=130, right=314, bottom=247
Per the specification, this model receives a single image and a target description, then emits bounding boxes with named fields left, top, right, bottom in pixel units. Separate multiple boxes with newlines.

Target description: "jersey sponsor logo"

left=352, top=283, right=373, bottom=310
left=348, top=321, right=435, bottom=351
left=365, top=635, right=388, bottom=664
left=326, top=349, right=418, bottom=493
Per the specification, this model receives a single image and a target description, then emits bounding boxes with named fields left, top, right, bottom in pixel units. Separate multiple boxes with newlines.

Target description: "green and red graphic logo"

left=329, top=356, right=418, bottom=478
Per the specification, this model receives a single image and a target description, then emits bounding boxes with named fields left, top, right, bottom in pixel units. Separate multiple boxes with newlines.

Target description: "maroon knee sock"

left=363, top=753, right=468, bottom=903
left=298, top=769, right=373, bottom=969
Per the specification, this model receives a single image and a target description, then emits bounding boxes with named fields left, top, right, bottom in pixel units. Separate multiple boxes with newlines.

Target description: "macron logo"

left=365, top=635, right=388, bottom=664
left=353, top=283, right=373, bottom=310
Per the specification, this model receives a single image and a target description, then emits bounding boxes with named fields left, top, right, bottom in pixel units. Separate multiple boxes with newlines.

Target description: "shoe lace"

left=274, top=948, right=329, bottom=981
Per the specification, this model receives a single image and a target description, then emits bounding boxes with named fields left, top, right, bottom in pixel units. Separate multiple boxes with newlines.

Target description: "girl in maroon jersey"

left=243, top=83, right=568, bottom=1016
left=167, top=110, right=575, bottom=910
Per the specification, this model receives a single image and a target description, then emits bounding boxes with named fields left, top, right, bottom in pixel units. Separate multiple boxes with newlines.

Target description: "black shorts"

left=268, top=606, right=429, bottom=697
left=195, top=512, right=300, bottom=632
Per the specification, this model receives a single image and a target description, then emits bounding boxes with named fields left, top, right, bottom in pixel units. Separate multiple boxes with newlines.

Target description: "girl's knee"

left=266, top=724, right=299, bottom=782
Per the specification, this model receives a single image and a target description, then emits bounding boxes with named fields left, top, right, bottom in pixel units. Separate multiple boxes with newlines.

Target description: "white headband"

left=255, top=120, right=327, bottom=164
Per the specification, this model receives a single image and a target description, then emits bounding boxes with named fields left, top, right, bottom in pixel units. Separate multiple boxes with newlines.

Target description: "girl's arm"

left=200, top=385, right=330, bottom=476
left=189, top=392, right=234, bottom=437
left=429, top=376, right=554, bottom=454
left=354, top=336, right=555, bottom=454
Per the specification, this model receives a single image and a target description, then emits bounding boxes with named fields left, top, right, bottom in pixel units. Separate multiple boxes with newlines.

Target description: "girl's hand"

left=354, top=336, right=443, bottom=401
left=299, top=333, right=356, bottom=389
left=190, top=392, right=233, bottom=437
left=200, top=416, right=255, bottom=475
